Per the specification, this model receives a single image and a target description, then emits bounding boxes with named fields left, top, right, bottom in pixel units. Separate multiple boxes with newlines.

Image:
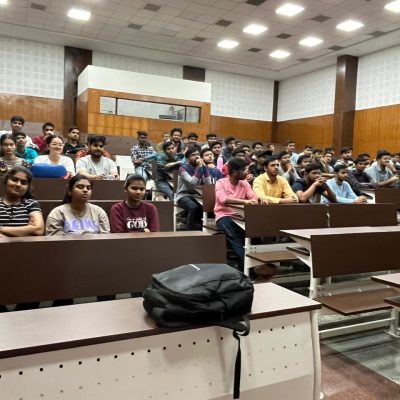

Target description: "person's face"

left=336, top=168, right=348, bottom=181
left=242, top=146, right=250, bottom=156
left=392, top=155, right=400, bottom=164
left=126, top=180, right=146, bottom=202
left=379, top=155, right=391, bottom=167
left=68, top=129, right=80, bottom=141
left=342, top=150, right=352, bottom=160
left=267, top=144, right=274, bottom=152
left=187, top=151, right=200, bottom=166
left=265, top=160, right=280, bottom=176
left=138, top=135, right=147, bottom=145
left=202, top=150, right=214, bottom=164
left=234, top=152, right=246, bottom=161
left=163, top=133, right=170, bottom=141
left=11, top=120, right=23, bottom=132
left=70, top=179, right=92, bottom=202
left=227, top=140, right=236, bottom=150
left=171, top=131, right=181, bottom=142
left=237, top=166, right=249, bottom=180
left=89, top=141, right=105, bottom=157
left=254, top=144, right=264, bottom=152
left=211, top=144, right=222, bottom=156
left=300, top=157, right=311, bottom=168
left=303, top=148, right=313, bottom=156
left=188, top=136, right=197, bottom=143
left=355, top=162, right=367, bottom=172
left=286, top=143, right=295, bottom=152
left=6, top=171, right=29, bottom=198
left=182, top=137, right=189, bottom=145
left=43, top=125, right=54, bottom=137
left=257, top=155, right=267, bottom=165
left=1, top=138, right=16, bottom=155
left=165, top=144, right=175, bottom=157
left=323, top=153, right=332, bottom=163
left=207, top=136, right=217, bottom=145
left=280, top=154, right=291, bottom=165
left=306, top=169, right=321, bottom=183
left=313, top=151, right=323, bottom=161
left=14, top=135, right=27, bottom=148
left=49, top=137, right=63, bottom=154
left=363, top=157, right=371, bottom=166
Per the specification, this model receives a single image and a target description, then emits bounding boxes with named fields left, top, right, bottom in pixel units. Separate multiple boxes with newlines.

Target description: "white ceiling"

left=1, top=0, right=400, bottom=80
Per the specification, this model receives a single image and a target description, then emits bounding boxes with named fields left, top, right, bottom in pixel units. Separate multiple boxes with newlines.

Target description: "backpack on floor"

left=143, top=263, right=254, bottom=399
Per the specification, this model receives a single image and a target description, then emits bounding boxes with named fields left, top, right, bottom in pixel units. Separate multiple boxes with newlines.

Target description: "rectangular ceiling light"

left=299, top=36, right=323, bottom=47
left=68, top=8, right=91, bottom=21
left=0, top=0, right=8, bottom=5
left=276, top=3, right=304, bottom=17
left=385, top=0, right=400, bottom=12
left=270, top=49, right=291, bottom=59
left=243, top=24, right=268, bottom=35
left=217, top=39, right=239, bottom=49
left=336, top=19, right=364, bottom=32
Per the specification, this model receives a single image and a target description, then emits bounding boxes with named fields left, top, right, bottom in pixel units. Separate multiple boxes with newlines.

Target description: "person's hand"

left=353, top=196, right=368, bottom=204
left=245, top=174, right=254, bottom=182
left=196, top=158, right=204, bottom=167
left=244, top=199, right=258, bottom=205
left=135, top=158, right=144, bottom=165
left=287, top=163, right=294, bottom=172
left=97, top=173, right=108, bottom=180
left=280, top=196, right=298, bottom=204
left=313, top=177, right=326, bottom=187
left=207, top=162, right=216, bottom=169
left=165, top=162, right=174, bottom=169
left=389, top=175, right=400, bottom=183
left=144, top=228, right=150, bottom=233
left=258, top=198, right=268, bottom=205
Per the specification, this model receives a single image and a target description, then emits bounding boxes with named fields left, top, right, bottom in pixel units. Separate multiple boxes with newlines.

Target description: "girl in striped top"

left=0, top=134, right=29, bottom=175
left=0, top=166, right=44, bottom=237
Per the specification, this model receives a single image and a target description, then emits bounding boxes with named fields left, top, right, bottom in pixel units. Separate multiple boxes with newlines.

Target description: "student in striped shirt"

left=0, top=166, right=44, bottom=237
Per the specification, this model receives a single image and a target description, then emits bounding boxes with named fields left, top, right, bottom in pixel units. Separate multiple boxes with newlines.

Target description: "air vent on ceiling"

left=246, top=0, right=266, bottom=5
left=329, top=45, right=344, bottom=51
left=30, top=2, right=47, bottom=11
left=248, top=48, right=262, bottom=52
left=192, top=37, right=206, bottom=42
left=216, top=19, right=232, bottom=27
left=276, top=33, right=292, bottom=39
left=127, top=23, right=142, bottom=30
left=144, top=3, right=161, bottom=11
left=311, top=15, right=330, bottom=22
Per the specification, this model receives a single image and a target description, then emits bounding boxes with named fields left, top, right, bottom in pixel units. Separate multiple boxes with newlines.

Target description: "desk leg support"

left=387, top=308, right=400, bottom=338
left=311, top=310, right=323, bottom=400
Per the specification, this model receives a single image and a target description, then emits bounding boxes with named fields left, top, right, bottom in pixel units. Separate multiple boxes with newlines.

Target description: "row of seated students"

left=0, top=167, right=160, bottom=239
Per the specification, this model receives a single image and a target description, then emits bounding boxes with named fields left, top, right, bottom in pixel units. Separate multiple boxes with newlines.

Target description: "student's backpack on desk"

left=143, top=263, right=254, bottom=399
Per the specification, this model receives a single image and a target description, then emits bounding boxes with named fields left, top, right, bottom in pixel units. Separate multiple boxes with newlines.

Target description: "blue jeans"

left=135, top=165, right=152, bottom=182
left=216, top=216, right=245, bottom=270
left=156, top=180, right=174, bottom=201
left=177, top=196, right=203, bottom=230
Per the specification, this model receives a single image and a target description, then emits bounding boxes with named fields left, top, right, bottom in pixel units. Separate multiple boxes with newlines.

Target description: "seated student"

left=46, top=174, right=110, bottom=235
left=222, top=146, right=247, bottom=177
left=155, top=132, right=171, bottom=153
left=75, top=138, right=112, bottom=160
left=210, top=141, right=223, bottom=169
left=34, top=135, right=75, bottom=178
left=295, top=154, right=311, bottom=178
left=175, top=146, right=211, bottom=230
left=169, top=127, right=184, bottom=157
left=365, top=150, right=400, bottom=187
left=201, top=133, right=217, bottom=149
left=334, top=146, right=354, bottom=169
left=277, top=150, right=300, bottom=185
left=292, top=164, right=336, bottom=203
left=63, top=126, right=85, bottom=155
left=32, top=122, right=55, bottom=153
left=200, top=147, right=223, bottom=183
left=346, top=157, right=377, bottom=195
left=391, top=152, right=400, bottom=171
left=76, top=135, right=119, bottom=180
left=248, top=150, right=272, bottom=183
left=311, top=148, right=334, bottom=177
left=251, top=142, right=264, bottom=156
left=0, top=134, right=29, bottom=174
left=0, top=115, right=35, bottom=149
left=14, top=131, right=38, bottom=165
left=0, top=166, right=44, bottom=237
left=358, top=152, right=371, bottom=166
left=286, top=140, right=299, bottom=164
left=214, top=158, right=259, bottom=272
left=110, top=174, right=160, bottom=233
left=130, top=130, right=155, bottom=181
left=321, top=165, right=367, bottom=204
left=325, top=147, right=337, bottom=166
left=187, top=132, right=200, bottom=147
left=297, top=144, right=313, bottom=159
left=156, top=140, right=182, bottom=201
left=253, top=156, right=298, bottom=204
left=222, top=136, right=236, bottom=162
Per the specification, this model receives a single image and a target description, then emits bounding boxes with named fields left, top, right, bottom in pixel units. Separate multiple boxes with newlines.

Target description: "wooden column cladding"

left=63, top=46, right=92, bottom=134
left=333, top=55, right=358, bottom=152
left=271, top=80, right=279, bottom=143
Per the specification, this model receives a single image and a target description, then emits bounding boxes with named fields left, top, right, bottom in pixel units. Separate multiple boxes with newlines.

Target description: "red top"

left=32, top=136, right=47, bottom=153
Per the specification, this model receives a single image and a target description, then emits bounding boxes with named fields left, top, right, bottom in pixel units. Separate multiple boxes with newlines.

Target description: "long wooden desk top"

left=0, top=282, right=321, bottom=359
left=281, top=226, right=400, bottom=240
left=372, top=273, right=400, bottom=288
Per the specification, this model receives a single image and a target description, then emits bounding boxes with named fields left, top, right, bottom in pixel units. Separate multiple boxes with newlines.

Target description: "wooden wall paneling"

left=353, top=104, right=400, bottom=156
left=276, top=114, right=334, bottom=150
left=209, top=115, right=272, bottom=142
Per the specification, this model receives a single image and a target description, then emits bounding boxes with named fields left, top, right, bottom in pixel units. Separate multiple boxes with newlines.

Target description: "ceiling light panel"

left=299, top=37, right=323, bottom=47
left=385, top=0, right=400, bottom=13
left=270, top=49, right=291, bottom=59
left=336, top=20, right=364, bottom=32
left=68, top=8, right=91, bottom=21
left=276, top=3, right=304, bottom=17
left=0, top=0, right=8, bottom=5
left=243, top=24, right=268, bottom=35
left=217, top=40, right=239, bottom=49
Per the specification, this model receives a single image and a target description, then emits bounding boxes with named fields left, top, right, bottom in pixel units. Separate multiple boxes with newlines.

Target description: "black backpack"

left=143, top=263, right=254, bottom=399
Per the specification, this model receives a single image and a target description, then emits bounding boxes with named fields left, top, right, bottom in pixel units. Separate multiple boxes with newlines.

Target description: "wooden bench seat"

left=385, top=296, right=400, bottom=308
left=316, top=288, right=399, bottom=316
left=246, top=250, right=297, bottom=264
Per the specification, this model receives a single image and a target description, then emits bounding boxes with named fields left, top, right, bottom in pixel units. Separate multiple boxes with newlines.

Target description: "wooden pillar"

left=63, top=46, right=92, bottom=134
left=332, top=55, right=358, bottom=152
left=271, top=80, right=279, bottom=143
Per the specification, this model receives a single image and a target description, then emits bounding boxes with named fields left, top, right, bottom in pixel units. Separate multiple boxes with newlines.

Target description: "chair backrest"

left=375, top=188, right=400, bottom=210
left=202, top=184, right=216, bottom=213
left=328, top=203, right=398, bottom=227
left=244, top=204, right=328, bottom=237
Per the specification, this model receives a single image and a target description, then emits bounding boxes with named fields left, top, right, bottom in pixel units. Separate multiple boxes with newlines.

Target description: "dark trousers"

left=217, top=216, right=245, bottom=271
left=177, top=196, right=203, bottom=230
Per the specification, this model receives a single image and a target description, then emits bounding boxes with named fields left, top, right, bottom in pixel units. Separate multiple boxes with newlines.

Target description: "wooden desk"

left=0, top=232, right=226, bottom=305
left=0, top=283, right=322, bottom=400
left=372, top=273, right=400, bottom=288
left=375, top=188, right=400, bottom=210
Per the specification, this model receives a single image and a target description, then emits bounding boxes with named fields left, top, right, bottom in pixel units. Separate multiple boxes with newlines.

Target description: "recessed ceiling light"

left=299, top=36, right=323, bottom=47
left=217, top=40, right=239, bottom=49
left=270, top=49, right=291, bottom=59
left=68, top=8, right=91, bottom=21
left=243, top=24, right=268, bottom=35
left=0, top=0, right=8, bottom=5
left=385, top=0, right=400, bottom=12
left=276, top=3, right=304, bottom=17
left=336, top=19, right=364, bottom=32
